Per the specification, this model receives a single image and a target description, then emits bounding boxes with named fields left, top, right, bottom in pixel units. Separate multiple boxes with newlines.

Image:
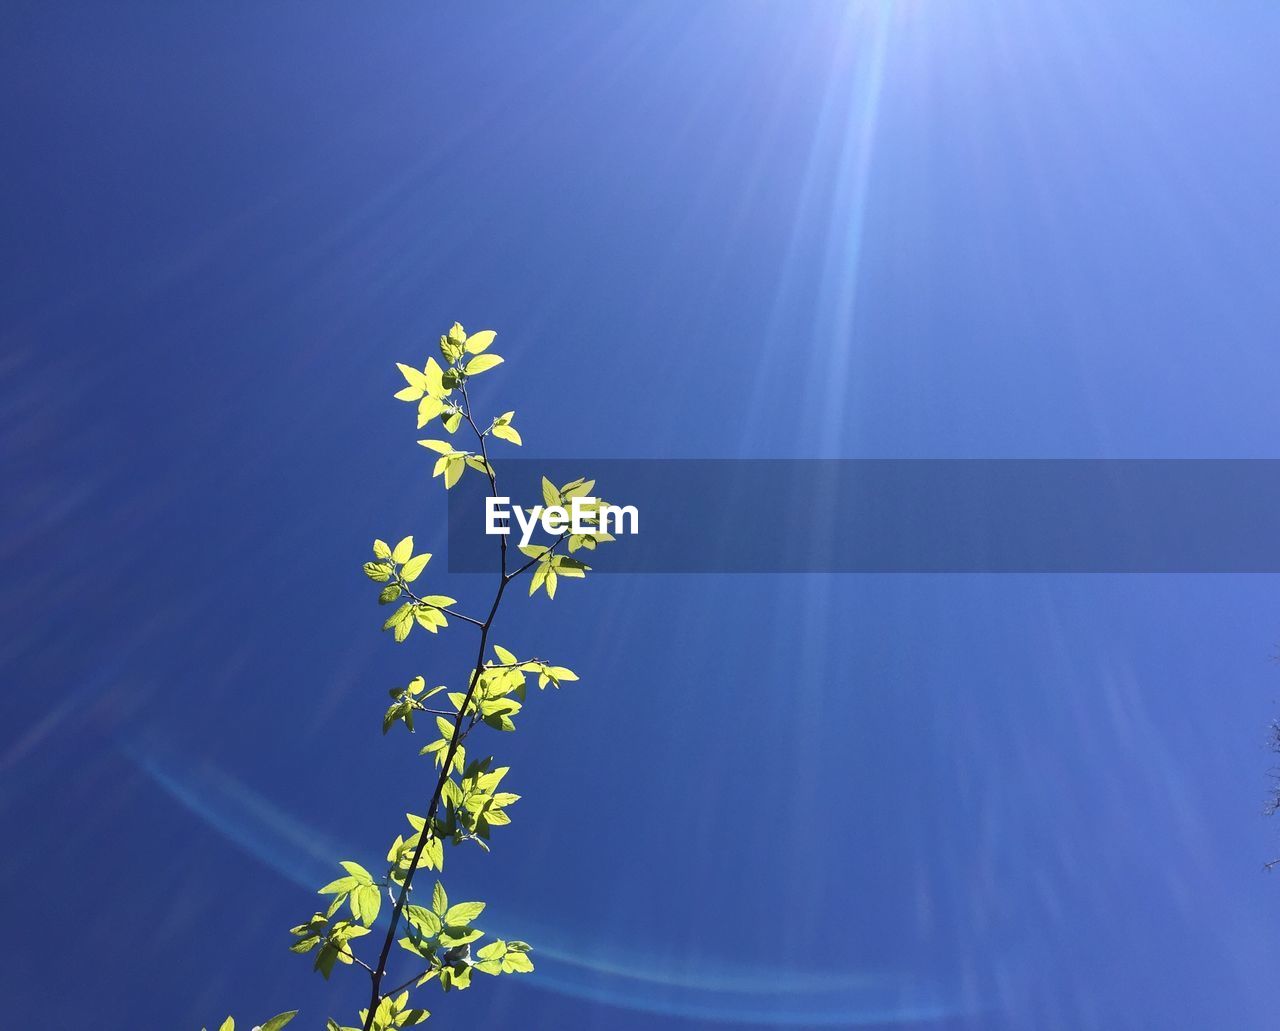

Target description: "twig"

left=360, top=383, right=510, bottom=1028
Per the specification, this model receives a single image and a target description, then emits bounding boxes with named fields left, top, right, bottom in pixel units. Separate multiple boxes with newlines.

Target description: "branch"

left=441, top=607, right=486, bottom=628
left=393, top=576, right=485, bottom=629
left=461, top=379, right=506, bottom=577
left=382, top=966, right=437, bottom=999
left=360, top=381, right=511, bottom=1029
left=506, top=531, right=570, bottom=582
left=406, top=700, right=464, bottom=718
left=335, top=940, right=376, bottom=979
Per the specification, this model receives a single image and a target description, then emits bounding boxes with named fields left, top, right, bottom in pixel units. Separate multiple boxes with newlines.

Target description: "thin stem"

left=335, top=941, right=376, bottom=978
left=407, top=702, right=464, bottom=718
left=393, top=576, right=485, bottom=629
left=382, top=966, right=435, bottom=999
left=441, top=607, right=485, bottom=628
left=461, top=380, right=506, bottom=577
left=505, top=532, right=568, bottom=582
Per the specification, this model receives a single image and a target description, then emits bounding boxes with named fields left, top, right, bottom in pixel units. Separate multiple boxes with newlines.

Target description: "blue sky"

left=4, top=2, right=1280, bottom=1028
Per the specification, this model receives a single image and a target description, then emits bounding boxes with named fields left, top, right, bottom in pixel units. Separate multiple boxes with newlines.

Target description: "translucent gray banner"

left=446, top=459, right=1280, bottom=573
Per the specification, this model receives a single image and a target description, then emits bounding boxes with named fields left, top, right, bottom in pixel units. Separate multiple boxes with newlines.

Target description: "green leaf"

left=417, top=439, right=454, bottom=455
left=414, top=605, right=447, bottom=631
left=440, top=963, right=473, bottom=991
left=383, top=602, right=413, bottom=633
left=339, top=861, right=373, bottom=883
left=563, top=478, right=596, bottom=498
left=400, top=553, right=431, bottom=582
left=417, top=395, right=446, bottom=428
left=260, top=1013, right=298, bottom=1031
left=463, top=353, right=504, bottom=375
left=444, top=457, right=464, bottom=489
left=395, top=364, right=427, bottom=401
left=373, top=539, right=392, bottom=559
left=464, top=329, right=496, bottom=353
left=491, top=412, right=522, bottom=445
left=438, top=926, right=483, bottom=946
left=406, top=904, right=443, bottom=937
left=420, top=835, right=444, bottom=870
left=445, top=901, right=485, bottom=925
left=441, top=326, right=465, bottom=364
left=392, top=536, right=414, bottom=563
left=363, top=561, right=393, bottom=583
left=355, top=883, right=381, bottom=926
left=432, top=881, right=448, bottom=916
left=219, top=1020, right=234, bottom=1031
left=422, top=356, right=450, bottom=397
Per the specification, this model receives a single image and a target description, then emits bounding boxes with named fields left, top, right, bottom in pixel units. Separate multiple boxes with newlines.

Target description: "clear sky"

left=4, top=2, right=1280, bottom=1028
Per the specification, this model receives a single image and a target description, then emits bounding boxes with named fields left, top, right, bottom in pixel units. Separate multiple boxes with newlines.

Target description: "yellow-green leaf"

left=396, top=363, right=427, bottom=394
left=423, top=357, right=451, bottom=397
left=445, top=901, right=485, bottom=925
left=364, top=561, right=392, bottom=582
left=444, top=457, right=464, bottom=489
left=401, top=553, right=431, bottom=582
left=491, top=417, right=522, bottom=446
left=464, top=353, right=504, bottom=375
left=417, top=395, right=446, bottom=428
